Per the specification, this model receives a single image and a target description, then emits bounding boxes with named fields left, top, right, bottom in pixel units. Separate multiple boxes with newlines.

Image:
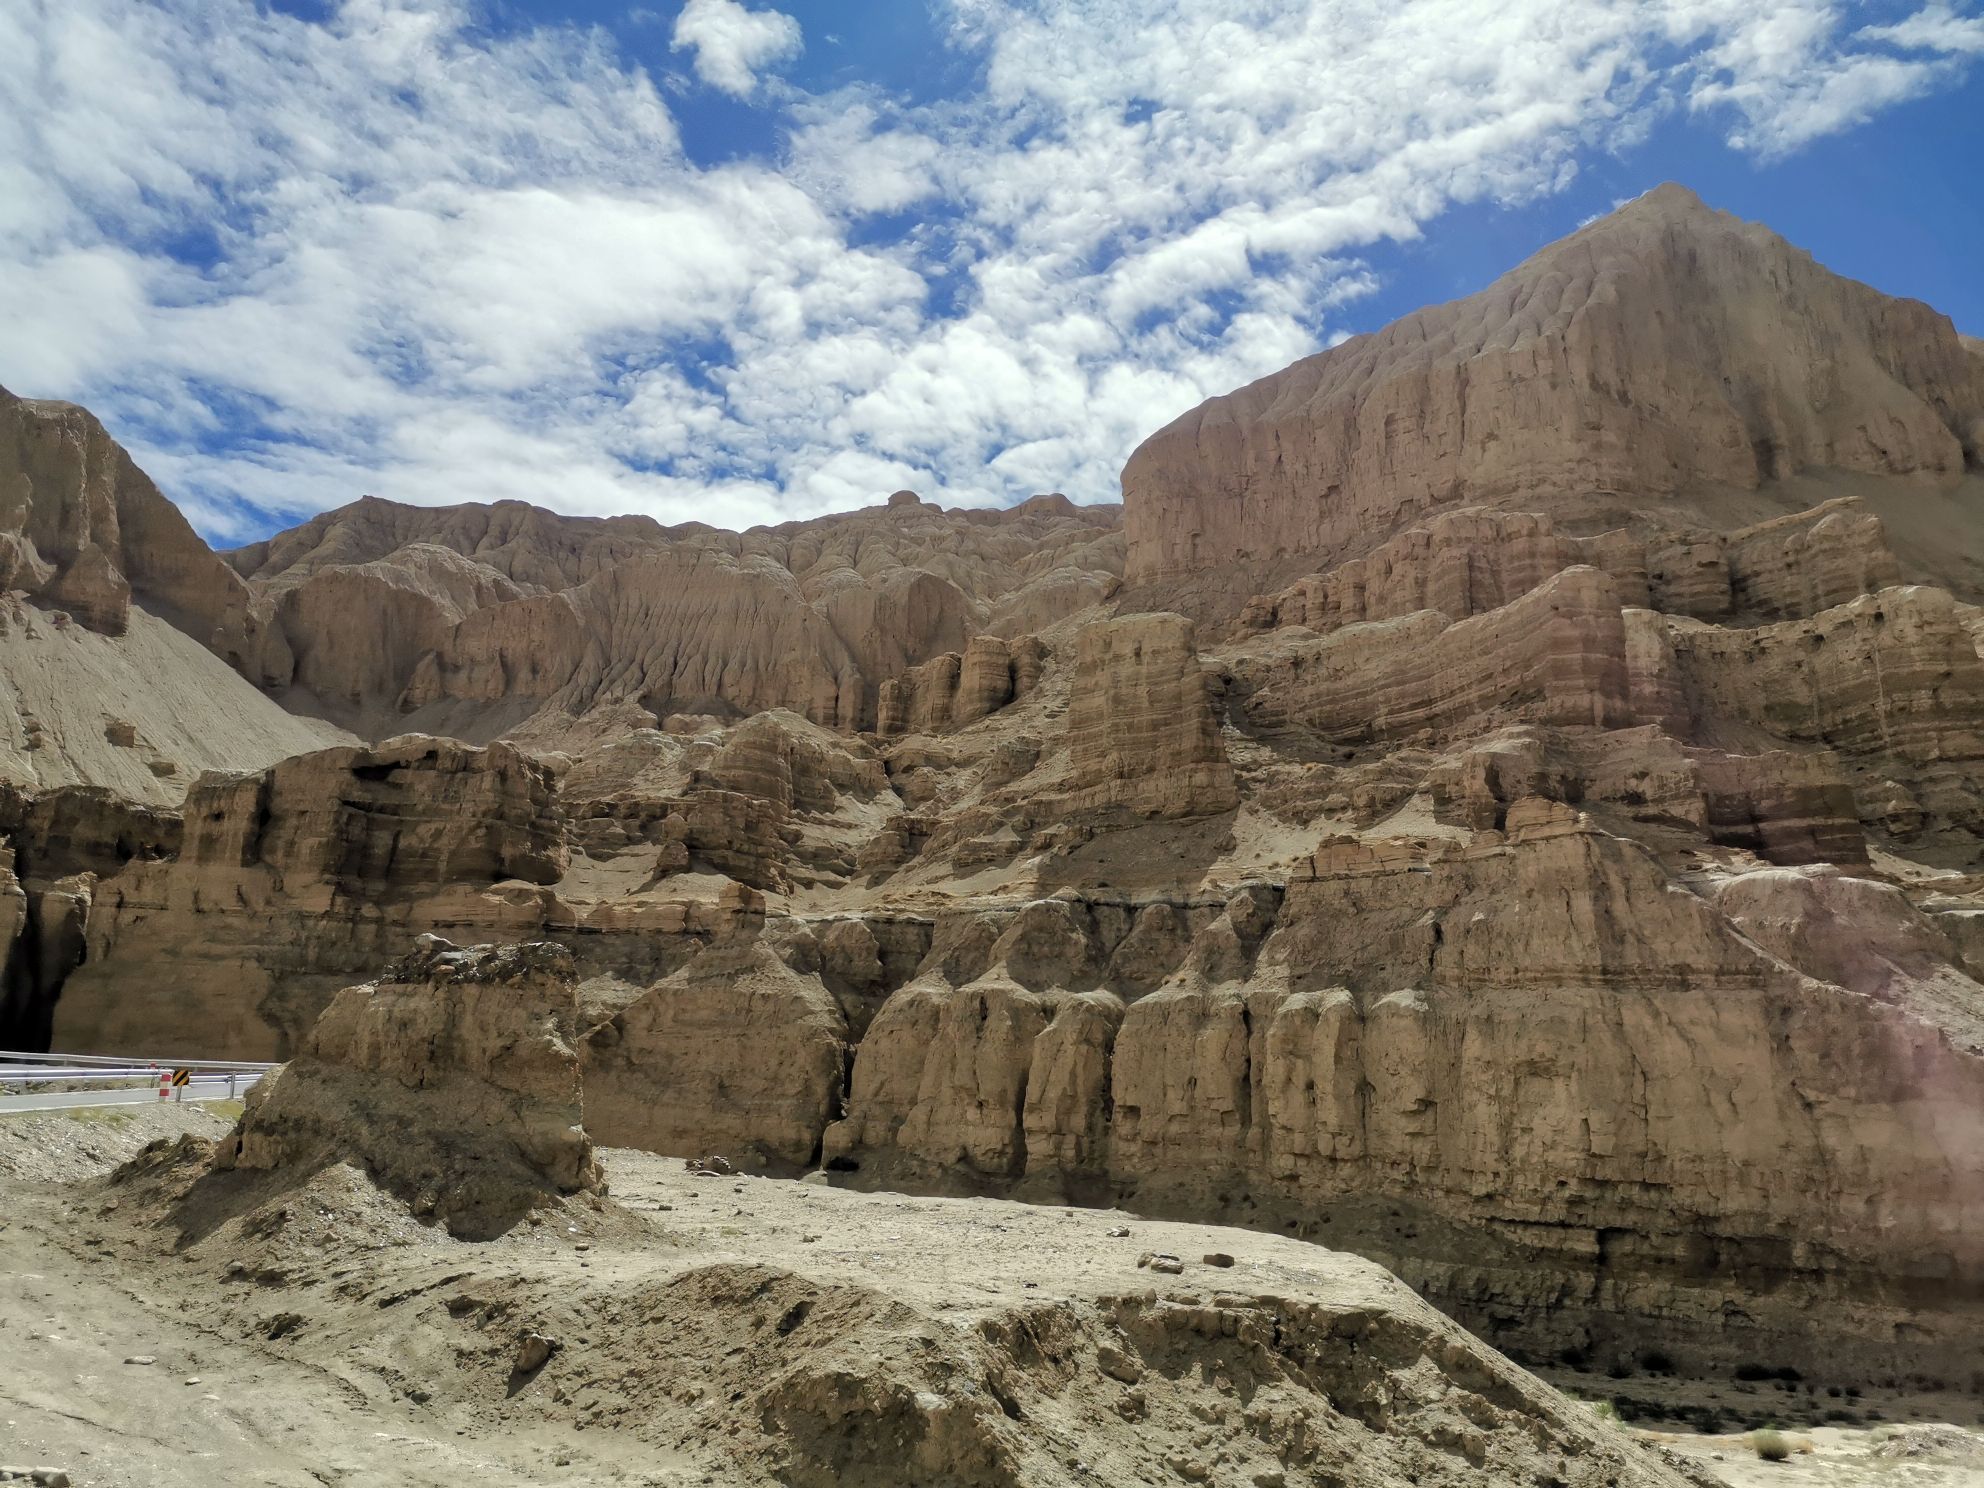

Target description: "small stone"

left=33, top=1472, right=72, bottom=1488
left=800, top=1171, right=831, bottom=1187
left=1202, top=1252, right=1236, bottom=1268
left=123, top=1355, right=156, bottom=1366
left=1106, top=1226, right=1131, bottom=1238
left=1149, top=1254, right=1186, bottom=1275
left=1251, top=1472, right=1285, bottom=1488
left=514, top=1332, right=558, bottom=1374
left=183, top=1377, right=201, bottom=1386
left=1097, top=1345, right=1142, bottom=1384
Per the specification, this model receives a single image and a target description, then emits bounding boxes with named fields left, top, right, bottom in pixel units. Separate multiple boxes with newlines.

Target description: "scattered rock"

left=514, top=1332, right=557, bottom=1375
left=1096, top=1345, right=1142, bottom=1384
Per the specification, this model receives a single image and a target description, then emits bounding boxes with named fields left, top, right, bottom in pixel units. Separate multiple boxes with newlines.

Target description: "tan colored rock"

left=1724, top=497, right=1901, bottom=619
left=0, top=387, right=290, bottom=677
left=1061, top=613, right=1237, bottom=818
left=1124, top=184, right=1982, bottom=586
left=214, top=937, right=602, bottom=1237
left=50, top=737, right=567, bottom=1057
left=1237, top=566, right=1634, bottom=743
left=235, top=489, right=1121, bottom=739
left=581, top=933, right=846, bottom=1171
left=1239, top=508, right=1650, bottom=634
left=875, top=635, right=1050, bottom=737
left=1655, top=584, right=1984, bottom=766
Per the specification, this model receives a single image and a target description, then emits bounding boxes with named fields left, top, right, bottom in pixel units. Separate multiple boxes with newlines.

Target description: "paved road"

left=0, top=1074, right=257, bottom=1114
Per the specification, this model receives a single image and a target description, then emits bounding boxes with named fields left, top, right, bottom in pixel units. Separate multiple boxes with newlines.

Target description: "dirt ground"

left=3, top=1106, right=1980, bottom=1488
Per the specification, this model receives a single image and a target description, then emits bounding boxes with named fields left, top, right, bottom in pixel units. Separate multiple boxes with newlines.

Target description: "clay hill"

left=7, top=180, right=1984, bottom=1425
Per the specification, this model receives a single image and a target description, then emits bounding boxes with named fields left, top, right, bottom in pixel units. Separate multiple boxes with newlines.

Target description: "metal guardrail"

left=0, top=1051, right=278, bottom=1111
left=0, top=1050, right=279, bottom=1071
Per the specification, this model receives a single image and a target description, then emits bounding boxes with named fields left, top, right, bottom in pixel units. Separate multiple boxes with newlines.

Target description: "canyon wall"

left=8, top=185, right=1984, bottom=1389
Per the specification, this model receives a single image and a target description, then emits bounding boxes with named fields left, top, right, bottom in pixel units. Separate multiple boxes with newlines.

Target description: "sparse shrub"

left=1735, top=1363, right=1771, bottom=1381
left=1751, top=1429, right=1791, bottom=1462
left=1607, top=1360, right=1633, bottom=1380
left=1638, top=1349, right=1674, bottom=1374
left=1557, top=1346, right=1589, bottom=1370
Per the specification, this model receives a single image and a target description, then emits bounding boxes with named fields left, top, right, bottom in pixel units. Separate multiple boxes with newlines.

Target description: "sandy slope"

left=0, top=601, right=351, bottom=805
left=0, top=1105, right=1721, bottom=1488
left=7, top=1109, right=1982, bottom=1486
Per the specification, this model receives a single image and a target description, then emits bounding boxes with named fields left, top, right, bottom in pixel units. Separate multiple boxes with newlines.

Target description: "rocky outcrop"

left=48, top=736, right=568, bottom=1058
left=214, top=937, right=602, bottom=1238
left=0, top=387, right=290, bottom=677
left=1424, top=725, right=1867, bottom=866
left=816, top=826, right=1984, bottom=1377
left=1646, top=585, right=1984, bottom=767
left=1125, top=184, right=1983, bottom=586
left=1060, top=613, right=1237, bottom=818
left=1236, top=566, right=1635, bottom=743
left=230, top=490, right=1122, bottom=740
left=582, top=927, right=849, bottom=1170
left=875, top=634, right=1049, bottom=736
left=1238, top=497, right=1901, bottom=636
left=1238, top=508, right=1650, bottom=634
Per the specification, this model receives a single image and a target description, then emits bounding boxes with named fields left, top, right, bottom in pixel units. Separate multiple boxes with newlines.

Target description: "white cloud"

left=1860, top=3, right=1984, bottom=54
left=671, top=0, right=803, bottom=97
left=0, top=0, right=1976, bottom=544
left=1686, top=1, right=1983, bottom=155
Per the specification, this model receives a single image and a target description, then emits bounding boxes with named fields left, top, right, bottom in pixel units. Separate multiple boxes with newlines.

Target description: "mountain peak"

left=1124, top=190, right=1982, bottom=586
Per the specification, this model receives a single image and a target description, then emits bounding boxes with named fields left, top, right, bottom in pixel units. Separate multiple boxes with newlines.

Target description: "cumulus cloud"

left=671, top=0, right=803, bottom=97
left=0, top=0, right=1976, bottom=543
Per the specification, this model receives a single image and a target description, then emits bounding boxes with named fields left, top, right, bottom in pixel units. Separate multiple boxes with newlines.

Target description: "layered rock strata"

left=1059, top=613, right=1239, bottom=818
left=45, top=737, right=566, bottom=1057
left=9, top=184, right=1984, bottom=1393
left=1124, top=183, right=1984, bottom=586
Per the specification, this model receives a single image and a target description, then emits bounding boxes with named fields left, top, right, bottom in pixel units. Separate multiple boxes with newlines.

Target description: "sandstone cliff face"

left=1060, top=613, right=1238, bottom=818
left=215, top=936, right=602, bottom=1238
left=46, top=736, right=567, bottom=1057
left=1124, top=184, right=1983, bottom=588
left=12, top=187, right=1984, bottom=1392
left=227, top=489, right=1122, bottom=739
left=0, top=387, right=290, bottom=674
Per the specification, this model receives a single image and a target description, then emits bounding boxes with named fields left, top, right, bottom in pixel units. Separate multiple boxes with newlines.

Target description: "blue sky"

left=2, top=0, right=1980, bottom=547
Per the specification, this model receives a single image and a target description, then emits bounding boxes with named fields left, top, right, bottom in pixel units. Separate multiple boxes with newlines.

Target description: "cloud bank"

left=0, top=0, right=1977, bottom=541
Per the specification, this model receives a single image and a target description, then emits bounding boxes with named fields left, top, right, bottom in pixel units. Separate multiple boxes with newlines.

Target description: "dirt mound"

left=209, top=937, right=603, bottom=1238
left=63, top=1141, right=1712, bottom=1488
